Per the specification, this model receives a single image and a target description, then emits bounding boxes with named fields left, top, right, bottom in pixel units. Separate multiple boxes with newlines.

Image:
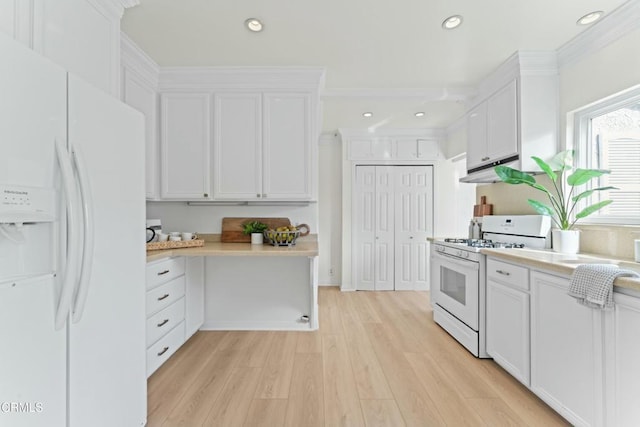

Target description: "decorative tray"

left=146, top=239, right=205, bottom=251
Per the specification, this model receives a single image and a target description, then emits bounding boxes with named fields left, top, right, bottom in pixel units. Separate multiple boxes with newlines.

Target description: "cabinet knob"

left=481, top=156, right=490, bottom=161
left=203, top=193, right=209, bottom=197
left=257, top=194, right=261, bottom=198
left=262, top=194, right=267, bottom=198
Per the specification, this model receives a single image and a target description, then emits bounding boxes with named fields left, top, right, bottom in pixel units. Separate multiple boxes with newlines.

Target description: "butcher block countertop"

left=480, top=248, right=640, bottom=292
left=146, top=234, right=319, bottom=262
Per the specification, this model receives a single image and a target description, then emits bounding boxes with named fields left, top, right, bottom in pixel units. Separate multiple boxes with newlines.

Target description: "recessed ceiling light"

left=245, top=18, right=263, bottom=32
left=415, top=112, right=425, bottom=117
left=577, top=11, right=604, bottom=25
left=442, top=15, right=463, bottom=30
left=362, top=112, right=373, bottom=118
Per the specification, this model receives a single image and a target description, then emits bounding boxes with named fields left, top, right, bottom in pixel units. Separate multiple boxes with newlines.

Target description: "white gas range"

left=430, top=215, right=551, bottom=358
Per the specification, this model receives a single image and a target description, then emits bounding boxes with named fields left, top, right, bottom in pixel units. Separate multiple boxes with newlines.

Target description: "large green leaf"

left=527, top=199, right=555, bottom=217
left=567, top=168, right=610, bottom=186
left=572, top=186, right=617, bottom=202
left=547, top=150, right=574, bottom=172
left=575, top=200, right=613, bottom=219
left=531, top=156, right=557, bottom=181
left=495, top=166, right=536, bottom=185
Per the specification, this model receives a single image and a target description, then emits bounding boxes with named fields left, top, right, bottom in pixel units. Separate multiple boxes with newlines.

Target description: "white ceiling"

left=122, top=0, right=629, bottom=132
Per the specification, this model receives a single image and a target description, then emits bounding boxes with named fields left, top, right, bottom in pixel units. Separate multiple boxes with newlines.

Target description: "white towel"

left=568, top=264, right=640, bottom=309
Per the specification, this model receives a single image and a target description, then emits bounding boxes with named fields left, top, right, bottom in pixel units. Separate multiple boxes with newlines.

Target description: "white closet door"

left=375, top=166, right=395, bottom=291
left=354, top=166, right=376, bottom=290
left=394, top=166, right=433, bottom=290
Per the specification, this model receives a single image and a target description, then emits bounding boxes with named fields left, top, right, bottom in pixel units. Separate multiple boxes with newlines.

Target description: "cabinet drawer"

left=146, top=257, right=185, bottom=290
left=487, top=258, right=529, bottom=291
left=146, top=297, right=185, bottom=347
left=146, top=276, right=185, bottom=317
left=146, top=321, right=185, bottom=377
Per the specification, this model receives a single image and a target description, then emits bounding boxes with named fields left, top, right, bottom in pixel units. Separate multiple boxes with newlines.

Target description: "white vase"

left=552, top=229, right=580, bottom=254
left=251, top=232, right=263, bottom=245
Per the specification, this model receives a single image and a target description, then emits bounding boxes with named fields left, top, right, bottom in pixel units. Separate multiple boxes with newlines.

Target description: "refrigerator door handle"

left=54, top=139, right=81, bottom=330
left=71, top=144, right=94, bottom=323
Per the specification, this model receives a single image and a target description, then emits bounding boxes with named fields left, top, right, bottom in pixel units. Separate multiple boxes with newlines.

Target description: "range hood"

left=459, top=155, right=520, bottom=183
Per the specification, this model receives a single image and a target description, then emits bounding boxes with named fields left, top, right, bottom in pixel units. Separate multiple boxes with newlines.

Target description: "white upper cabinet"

left=486, top=80, right=518, bottom=163
left=463, top=52, right=558, bottom=181
left=120, top=35, right=160, bottom=200
left=121, top=69, right=158, bottom=199
left=394, top=138, right=440, bottom=160
left=0, top=0, right=134, bottom=97
left=263, top=92, right=312, bottom=200
left=160, top=93, right=211, bottom=200
left=212, top=92, right=262, bottom=200
left=212, top=91, right=314, bottom=201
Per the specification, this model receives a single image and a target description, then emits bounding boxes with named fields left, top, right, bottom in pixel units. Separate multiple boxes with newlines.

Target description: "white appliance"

left=0, top=34, right=146, bottom=427
left=430, top=215, right=550, bottom=358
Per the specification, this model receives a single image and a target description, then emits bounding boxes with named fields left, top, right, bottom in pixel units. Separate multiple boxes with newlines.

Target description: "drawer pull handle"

left=481, top=156, right=490, bottom=161
left=496, top=270, right=511, bottom=276
left=157, top=319, right=169, bottom=327
left=157, top=293, right=170, bottom=301
left=157, top=346, right=169, bottom=356
left=157, top=270, right=170, bottom=276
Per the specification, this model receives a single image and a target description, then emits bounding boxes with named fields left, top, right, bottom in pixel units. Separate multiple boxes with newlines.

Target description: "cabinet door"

left=486, top=80, right=518, bottom=162
left=262, top=92, right=312, bottom=199
left=486, top=279, right=530, bottom=386
left=531, top=271, right=604, bottom=427
left=348, top=138, right=393, bottom=160
left=122, top=69, right=158, bottom=199
left=613, top=292, right=640, bottom=426
left=213, top=92, right=262, bottom=200
left=394, top=166, right=433, bottom=290
left=466, top=102, right=487, bottom=170
left=185, top=257, right=205, bottom=339
left=353, top=166, right=376, bottom=291
left=35, top=0, right=120, bottom=96
left=160, top=93, right=211, bottom=200
left=374, top=166, right=395, bottom=291
left=395, top=138, right=439, bottom=160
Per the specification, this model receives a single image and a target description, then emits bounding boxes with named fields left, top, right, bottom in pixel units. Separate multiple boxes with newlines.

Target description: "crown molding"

left=557, top=0, right=640, bottom=68
left=158, top=67, right=326, bottom=92
left=121, top=33, right=160, bottom=88
left=475, top=50, right=558, bottom=103
left=321, top=87, right=475, bottom=102
left=338, top=127, right=446, bottom=139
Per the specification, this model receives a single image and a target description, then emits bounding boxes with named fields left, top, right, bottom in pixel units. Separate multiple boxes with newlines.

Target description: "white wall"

left=317, top=137, right=342, bottom=285
left=560, top=27, right=640, bottom=148
left=146, top=202, right=317, bottom=236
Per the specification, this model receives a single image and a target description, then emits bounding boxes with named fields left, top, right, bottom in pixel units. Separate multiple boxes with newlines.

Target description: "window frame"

left=571, top=84, right=640, bottom=226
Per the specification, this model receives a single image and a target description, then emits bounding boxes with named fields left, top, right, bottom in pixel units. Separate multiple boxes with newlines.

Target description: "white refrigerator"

left=0, top=34, right=147, bottom=427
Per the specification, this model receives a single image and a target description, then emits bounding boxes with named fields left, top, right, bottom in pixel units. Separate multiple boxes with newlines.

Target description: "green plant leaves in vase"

left=242, top=221, right=268, bottom=235
left=494, top=150, right=616, bottom=230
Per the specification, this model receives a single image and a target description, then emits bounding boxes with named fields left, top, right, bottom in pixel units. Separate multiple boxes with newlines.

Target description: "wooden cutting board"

left=221, top=217, right=291, bottom=243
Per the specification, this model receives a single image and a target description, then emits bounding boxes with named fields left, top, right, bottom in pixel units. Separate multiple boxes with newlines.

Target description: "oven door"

left=431, top=250, right=479, bottom=330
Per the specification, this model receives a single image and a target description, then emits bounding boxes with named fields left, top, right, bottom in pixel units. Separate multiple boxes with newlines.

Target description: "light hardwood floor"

left=147, top=287, right=569, bottom=427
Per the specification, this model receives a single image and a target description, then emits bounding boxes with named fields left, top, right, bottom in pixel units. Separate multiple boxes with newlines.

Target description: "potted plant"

left=495, top=150, right=615, bottom=253
left=242, top=220, right=268, bottom=245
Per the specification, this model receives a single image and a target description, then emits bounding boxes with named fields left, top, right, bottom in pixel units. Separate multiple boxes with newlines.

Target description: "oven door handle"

left=432, top=251, right=479, bottom=271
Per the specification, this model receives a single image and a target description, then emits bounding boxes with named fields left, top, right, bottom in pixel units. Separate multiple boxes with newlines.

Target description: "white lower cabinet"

left=485, top=256, right=640, bottom=427
left=486, top=258, right=530, bottom=386
left=612, top=292, right=640, bottom=426
left=530, top=270, right=605, bottom=427
left=145, top=256, right=204, bottom=377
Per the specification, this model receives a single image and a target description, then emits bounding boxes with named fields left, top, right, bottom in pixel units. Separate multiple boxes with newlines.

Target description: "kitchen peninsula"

left=145, top=235, right=319, bottom=376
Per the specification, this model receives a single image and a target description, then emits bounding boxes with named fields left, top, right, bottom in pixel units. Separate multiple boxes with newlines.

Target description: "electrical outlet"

left=329, top=267, right=334, bottom=276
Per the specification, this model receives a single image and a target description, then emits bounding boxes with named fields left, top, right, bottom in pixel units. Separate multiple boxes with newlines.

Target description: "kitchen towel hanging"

left=568, top=264, right=639, bottom=309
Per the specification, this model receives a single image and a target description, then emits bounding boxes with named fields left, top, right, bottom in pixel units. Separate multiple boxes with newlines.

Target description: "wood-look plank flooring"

left=147, top=287, right=569, bottom=427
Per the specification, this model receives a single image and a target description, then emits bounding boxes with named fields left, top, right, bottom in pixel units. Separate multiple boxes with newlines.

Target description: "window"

left=573, top=86, right=640, bottom=225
